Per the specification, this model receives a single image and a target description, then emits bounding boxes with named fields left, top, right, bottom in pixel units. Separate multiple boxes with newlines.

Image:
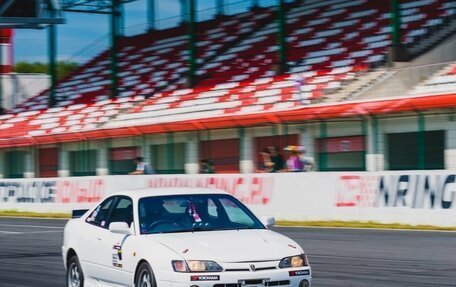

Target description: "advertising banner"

left=0, top=171, right=455, bottom=227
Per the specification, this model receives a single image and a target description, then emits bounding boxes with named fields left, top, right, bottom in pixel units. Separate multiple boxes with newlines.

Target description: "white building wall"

left=445, top=119, right=456, bottom=170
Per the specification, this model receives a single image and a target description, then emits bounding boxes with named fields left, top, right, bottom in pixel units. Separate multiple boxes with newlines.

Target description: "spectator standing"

left=297, top=146, right=315, bottom=171
left=268, top=146, right=284, bottom=172
left=200, top=159, right=215, bottom=174
left=258, top=148, right=273, bottom=172
left=130, top=157, right=155, bottom=175
left=284, top=146, right=303, bottom=172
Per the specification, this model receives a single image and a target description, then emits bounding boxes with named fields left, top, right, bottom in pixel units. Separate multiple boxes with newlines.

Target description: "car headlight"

left=172, top=260, right=223, bottom=272
left=279, top=254, right=308, bottom=268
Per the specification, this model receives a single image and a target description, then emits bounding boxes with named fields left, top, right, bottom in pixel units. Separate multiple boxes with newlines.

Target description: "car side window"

left=109, top=197, right=134, bottom=227
left=86, top=197, right=115, bottom=228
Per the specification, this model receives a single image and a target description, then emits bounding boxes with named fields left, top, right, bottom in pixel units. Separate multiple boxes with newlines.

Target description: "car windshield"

left=138, top=193, right=265, bottom=234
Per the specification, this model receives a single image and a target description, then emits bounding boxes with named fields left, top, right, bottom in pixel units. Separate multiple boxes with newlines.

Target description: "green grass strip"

left=1, top=211, right=455, bottom=231
left=277, top=220, right=456, bottom=231
left=0, top=210, right=71, bottom=219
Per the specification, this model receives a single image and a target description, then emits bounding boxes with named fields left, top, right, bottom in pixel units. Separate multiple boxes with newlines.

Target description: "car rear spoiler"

left=72, top=209, right=89, bottom=219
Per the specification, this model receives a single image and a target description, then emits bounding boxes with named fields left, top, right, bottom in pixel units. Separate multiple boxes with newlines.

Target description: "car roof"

left=110, top=187, right=229, bottom=200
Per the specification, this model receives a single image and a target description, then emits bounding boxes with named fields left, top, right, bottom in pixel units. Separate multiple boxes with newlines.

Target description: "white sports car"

left=62, top=188, right=312, bottom=287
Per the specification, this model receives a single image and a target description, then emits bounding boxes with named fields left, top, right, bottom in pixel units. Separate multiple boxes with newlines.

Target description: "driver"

left=139, top=199, right=166, bottom=233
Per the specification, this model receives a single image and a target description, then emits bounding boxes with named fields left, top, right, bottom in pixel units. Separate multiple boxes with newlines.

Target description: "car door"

left=99, top=196, right=136, bottom=286
left=79, top=196, right=117, bottom=281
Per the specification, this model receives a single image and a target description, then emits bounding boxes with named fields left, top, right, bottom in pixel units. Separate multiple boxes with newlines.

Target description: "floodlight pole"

left=391, top=0, right=401, bottom=47
left=188, top=0, right=197, bottom=87
left=48, top=14, right=58, bottom=107
left=180, top=0, right=187, bottom=23
left=277, top=0, right=287, bottom=74
left=216, top=0, right=224, bottom=16
left=110, top=0, right=121, bottom=99
left=147, top=0, right=156, bottom=30
left=390, top=0, right=405, bottom=61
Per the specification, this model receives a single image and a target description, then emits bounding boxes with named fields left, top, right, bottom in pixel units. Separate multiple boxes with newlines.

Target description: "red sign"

left=335, top=175, right=377, bottom=207
left=148, top=176, right=274, bottom=205
left=318, top=136, right=365, bottom=153
left=110, top=147, right=139, bottom=161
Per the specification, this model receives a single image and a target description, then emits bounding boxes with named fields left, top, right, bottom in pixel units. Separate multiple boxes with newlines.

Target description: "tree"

left=13, top=61, right=79, bottom=80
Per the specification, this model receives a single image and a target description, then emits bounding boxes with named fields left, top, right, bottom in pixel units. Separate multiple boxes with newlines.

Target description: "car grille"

left=225, top=267, right=277, bottom=272
left=266, top=281, right=290, bottom=286
left=213, top=280, right=290, bottom=287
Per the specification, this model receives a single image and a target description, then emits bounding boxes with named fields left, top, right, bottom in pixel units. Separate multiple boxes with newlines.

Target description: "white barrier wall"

left=0, top=171, right=455, bottom=227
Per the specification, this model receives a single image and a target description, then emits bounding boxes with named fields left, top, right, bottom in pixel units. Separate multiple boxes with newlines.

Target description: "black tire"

left=67, top=255, right=84, bottom=287
left=135, top=262, right=156, bottom=287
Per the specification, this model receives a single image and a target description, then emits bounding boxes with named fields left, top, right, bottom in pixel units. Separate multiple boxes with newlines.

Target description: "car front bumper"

left=158, top=267, right=312, bottom=287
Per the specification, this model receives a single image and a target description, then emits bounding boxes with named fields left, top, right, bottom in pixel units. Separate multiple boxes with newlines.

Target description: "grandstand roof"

left=1, top=93, right=454, bottom=148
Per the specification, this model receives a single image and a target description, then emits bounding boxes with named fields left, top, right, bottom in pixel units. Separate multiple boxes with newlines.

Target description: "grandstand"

left=0, top=0, right=455, bottom=178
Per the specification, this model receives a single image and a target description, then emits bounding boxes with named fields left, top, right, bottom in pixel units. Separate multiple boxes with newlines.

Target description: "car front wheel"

left=135, top=262, right=156, bottom=287
left=67, top=255, right=84, bottom=287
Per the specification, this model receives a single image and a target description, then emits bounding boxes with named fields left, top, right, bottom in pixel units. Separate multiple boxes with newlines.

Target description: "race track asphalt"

left=0, top=217, right=455, bottom=287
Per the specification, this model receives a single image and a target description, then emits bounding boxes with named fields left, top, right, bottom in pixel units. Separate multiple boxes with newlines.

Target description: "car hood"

left=147, top=229, right=302, bottom=262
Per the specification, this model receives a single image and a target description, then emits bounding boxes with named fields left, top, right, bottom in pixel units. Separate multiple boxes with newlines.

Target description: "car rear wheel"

left=135, top=262, right=156, bottom=287
left=67, top=255, right=84, bottom=287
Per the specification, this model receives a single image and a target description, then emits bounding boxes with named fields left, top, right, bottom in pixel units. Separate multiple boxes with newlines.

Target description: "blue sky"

left=13, top=0, right=274, bottom=63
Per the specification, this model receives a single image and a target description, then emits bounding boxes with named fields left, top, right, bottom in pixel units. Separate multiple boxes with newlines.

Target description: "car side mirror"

left=261, top=216, right=276, bottom=228
left=109, top=222, right=132, bottom=235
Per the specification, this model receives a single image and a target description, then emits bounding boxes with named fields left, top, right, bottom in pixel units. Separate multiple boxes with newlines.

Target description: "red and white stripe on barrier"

left=0, top=29, right=13, bottom=74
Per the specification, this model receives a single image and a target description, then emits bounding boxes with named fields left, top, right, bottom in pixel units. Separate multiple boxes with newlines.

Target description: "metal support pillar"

left=366, top=116, right=383, bottom=171
left=58, top=144, right=69, bottom=177
left=141, top=136, right=151, bottom=165
left=277, top=0, right=287, bottom=74
left=372, top=117, right=379, bottom=155
left=110, top=0, right=121, bottom=99
left=361, top=119, right=367, bottom=171
left=417, top=113, right=426, bottom=169
left=167, top=133, right=175, bottom=174
left=185, top=132, right=199, bottom=174
left=147, top=0, right=156, bottom=31
left=299, top=124, right=315, bottom=163
left=24, top=147, right=35, bottom=178
left=96, top=140, right=109, bottom=176
left=188, top=0, right=197, bottom=87
left=319, top=121, right=327, bottom=171
left=48, top=22, right=57, bottom=107
left=239, top=128, right=253, bottom=174
left=216, top=0, right=224, bottom=16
